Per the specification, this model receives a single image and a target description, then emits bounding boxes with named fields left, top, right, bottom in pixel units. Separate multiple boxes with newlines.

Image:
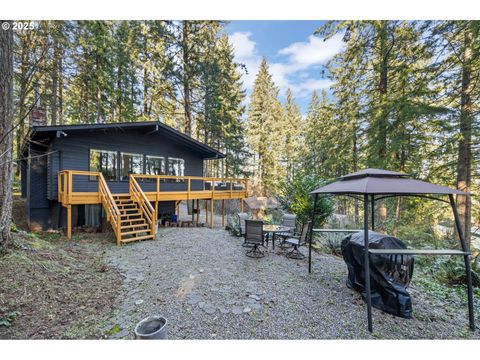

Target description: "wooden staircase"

left=113, top=194, right=155, bottom=244
left=97, top=172, right=155, bottom=245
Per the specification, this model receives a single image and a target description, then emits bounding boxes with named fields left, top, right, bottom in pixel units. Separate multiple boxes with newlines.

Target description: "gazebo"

left=308, top=168, right=475, bottom=333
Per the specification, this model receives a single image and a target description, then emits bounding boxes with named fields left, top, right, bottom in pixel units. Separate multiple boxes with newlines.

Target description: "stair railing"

left=129, top=174, right=156, bottom=237
left=98, top=173, right=122, bottom=245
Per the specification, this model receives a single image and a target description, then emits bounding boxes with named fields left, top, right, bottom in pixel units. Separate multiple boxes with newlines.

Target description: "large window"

left=168, top=158, right=185, bottom=180
left=89, top=149, right=118, bottom=181
left=120, top=152, right=143, bottom=181
left=145, top=155, right=166, bottom=176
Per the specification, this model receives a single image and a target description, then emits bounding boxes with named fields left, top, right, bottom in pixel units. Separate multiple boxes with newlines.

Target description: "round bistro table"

left=262, top=224, right=291, bottom=250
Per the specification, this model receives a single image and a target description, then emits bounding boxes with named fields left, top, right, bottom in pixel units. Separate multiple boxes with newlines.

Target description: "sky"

left=225, top=20, right=345, bottom=114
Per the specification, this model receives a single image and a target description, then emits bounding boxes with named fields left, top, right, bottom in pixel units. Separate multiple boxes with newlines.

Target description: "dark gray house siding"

left=49, top=129, right=205, bottom=198
left=22, top=121, right=224, bottom=231
left=26, top=145, right=51, bottom=230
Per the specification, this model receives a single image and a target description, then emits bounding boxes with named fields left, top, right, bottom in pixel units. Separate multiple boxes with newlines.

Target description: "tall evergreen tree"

left=247, top=58, right=285, bottom=195
left=283, top=89, right=303, bottom=182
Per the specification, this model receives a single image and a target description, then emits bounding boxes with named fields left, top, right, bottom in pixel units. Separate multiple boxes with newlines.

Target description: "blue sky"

left=225, top=21, right=345, bottom=114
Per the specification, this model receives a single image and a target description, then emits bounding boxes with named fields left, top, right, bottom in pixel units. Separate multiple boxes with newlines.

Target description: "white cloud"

left=228, top=32, right=262, bottom=91
left=278, top=34, right=344, bottom=68
left=229, top=31, right=256, bottom=60
left=228, top=31, right=344, bottom=102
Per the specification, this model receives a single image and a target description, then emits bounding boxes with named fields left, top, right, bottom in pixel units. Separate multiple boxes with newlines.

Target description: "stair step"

left=120, top=212, right=142, bottom=217
left=121, top=217, right=144, bottom=222
left=121, top=223, right=148, bottom=229
left=121, top=229, right=151, bottom=237
left=120, top=216, right=144, bottom=222
left=120, top=234, right=155, bottom=243
left=113, top=195, right=130, bottom=199
left=121, top=208, right=139, bottom=213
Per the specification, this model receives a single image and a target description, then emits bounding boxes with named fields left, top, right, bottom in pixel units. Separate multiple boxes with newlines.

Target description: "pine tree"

left=426, top=20, right=480, bottom=244
left=247, top=58, right=285, bottom=195
left=283, top=89, right=303, bottom=182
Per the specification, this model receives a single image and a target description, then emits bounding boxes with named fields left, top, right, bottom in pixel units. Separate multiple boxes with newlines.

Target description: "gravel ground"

left=104, top=227, right=480, bottom=339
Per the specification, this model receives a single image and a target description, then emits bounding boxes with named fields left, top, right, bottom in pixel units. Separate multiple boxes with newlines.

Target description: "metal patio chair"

left=237, top=212, right=249, bottom=244
left=276, top=213, right=297, bottom=248
left=285, top=221, right=312, bottom=260
left=244, top=220, right=265, bottom=258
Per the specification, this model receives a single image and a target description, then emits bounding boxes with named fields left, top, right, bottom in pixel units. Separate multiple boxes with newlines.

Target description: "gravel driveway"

left=104, top=227, right=479, bottom=339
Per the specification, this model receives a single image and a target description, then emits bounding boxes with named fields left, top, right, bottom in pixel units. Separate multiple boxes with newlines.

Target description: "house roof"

left=311, top=168, right=468, bottom=196
left=26, top=121, right=225, bottom=159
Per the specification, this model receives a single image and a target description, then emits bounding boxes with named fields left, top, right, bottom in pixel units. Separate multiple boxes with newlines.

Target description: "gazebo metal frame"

left=308, top=168, right=475, bottom=333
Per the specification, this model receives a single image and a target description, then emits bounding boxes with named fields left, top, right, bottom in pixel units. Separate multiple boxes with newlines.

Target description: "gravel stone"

left=231, top=306, right=243, bottom=315
left=105, top=227, right=480, bottom=339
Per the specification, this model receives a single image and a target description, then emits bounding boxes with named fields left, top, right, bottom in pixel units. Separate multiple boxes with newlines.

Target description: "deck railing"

left=57, top=170, right=248, bottom=239
left=130, top=174, right=248, bottom=201
left=58, top=170, right=122, bottom=243
left=99, top=173, right=122, bottom=245
left=129, top=174, right=156, bottom=237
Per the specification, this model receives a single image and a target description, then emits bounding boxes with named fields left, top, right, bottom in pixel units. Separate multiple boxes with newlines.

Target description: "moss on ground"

left=0, top=231, right=122, bottom=339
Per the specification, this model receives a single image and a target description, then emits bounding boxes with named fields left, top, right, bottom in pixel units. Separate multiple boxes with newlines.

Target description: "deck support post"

left=210, top=200, right=214, bottom=228
left=196, top=199, right=200, bottom=225
left=205, top=200, right=208, bottom=224
left=240, top=198, right=244, bottom=212
left=449, top=194, right=475, bottom=330
left=67, top=205, right=72, bottom=240
left=155, top=201, right=158, bottom=223
left=222, top=199, right=225, bottom=227
left=191, top=200, right=193, bottom=222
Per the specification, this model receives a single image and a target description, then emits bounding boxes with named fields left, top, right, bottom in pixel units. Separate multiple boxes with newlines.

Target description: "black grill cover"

left=341, top=231, right=415, bottom=318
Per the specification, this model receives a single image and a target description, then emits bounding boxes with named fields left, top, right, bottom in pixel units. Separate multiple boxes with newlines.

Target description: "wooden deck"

left=57, top=170, right=248, bottom=244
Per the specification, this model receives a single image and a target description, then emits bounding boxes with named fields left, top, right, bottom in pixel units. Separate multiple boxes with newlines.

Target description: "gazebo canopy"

left=311, top=168, right=468, bottom=196
left=306, top=168, right=474, bottom=333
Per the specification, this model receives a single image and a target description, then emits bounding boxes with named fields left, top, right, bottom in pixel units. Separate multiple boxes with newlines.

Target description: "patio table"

left=263, top=224, right=291, bottom=250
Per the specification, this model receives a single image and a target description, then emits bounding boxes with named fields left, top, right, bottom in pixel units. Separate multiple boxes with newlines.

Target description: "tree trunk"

left=15, top=38, right=30, bottom=177
left=392, top=197, right=402, bottom=237
left=456, top=23, right=473, bottom=245
left=0, top=21, right=14, bottom=253
left=352, top=121, right=359, bottom=225
left=143, top=66, right=148, bottom=116
left=51, top=37, right=59, bottom=126
left=182, top=21, right=192, bottom=136
left=96, top=55, right=102, bottom=123
left=58, top=53, right=63, bottom=124
left=376, top=21, right=390, bottom=231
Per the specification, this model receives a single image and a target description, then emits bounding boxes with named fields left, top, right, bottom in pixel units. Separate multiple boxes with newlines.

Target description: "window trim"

left=167, top=157, right=185, bottom=182
left=145, top=155, right=166, bottom=176
left=119, top=151, right=144, bottom=182
left=89, top=148, right=119, bottom=182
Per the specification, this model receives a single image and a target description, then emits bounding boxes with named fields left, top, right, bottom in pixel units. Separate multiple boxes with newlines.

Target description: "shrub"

left=226, top=215, right=241, bottom=237
left=319, top=232, right=344, bottom=256
left=431, top=256, right=480, bottom=288
left=278, top=171, right=334, bottom=228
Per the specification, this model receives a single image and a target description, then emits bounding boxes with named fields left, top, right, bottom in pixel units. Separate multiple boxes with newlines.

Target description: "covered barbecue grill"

left=307, top=168, right=474, bottom=333
left=342, top=231, right=414, bottom=318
